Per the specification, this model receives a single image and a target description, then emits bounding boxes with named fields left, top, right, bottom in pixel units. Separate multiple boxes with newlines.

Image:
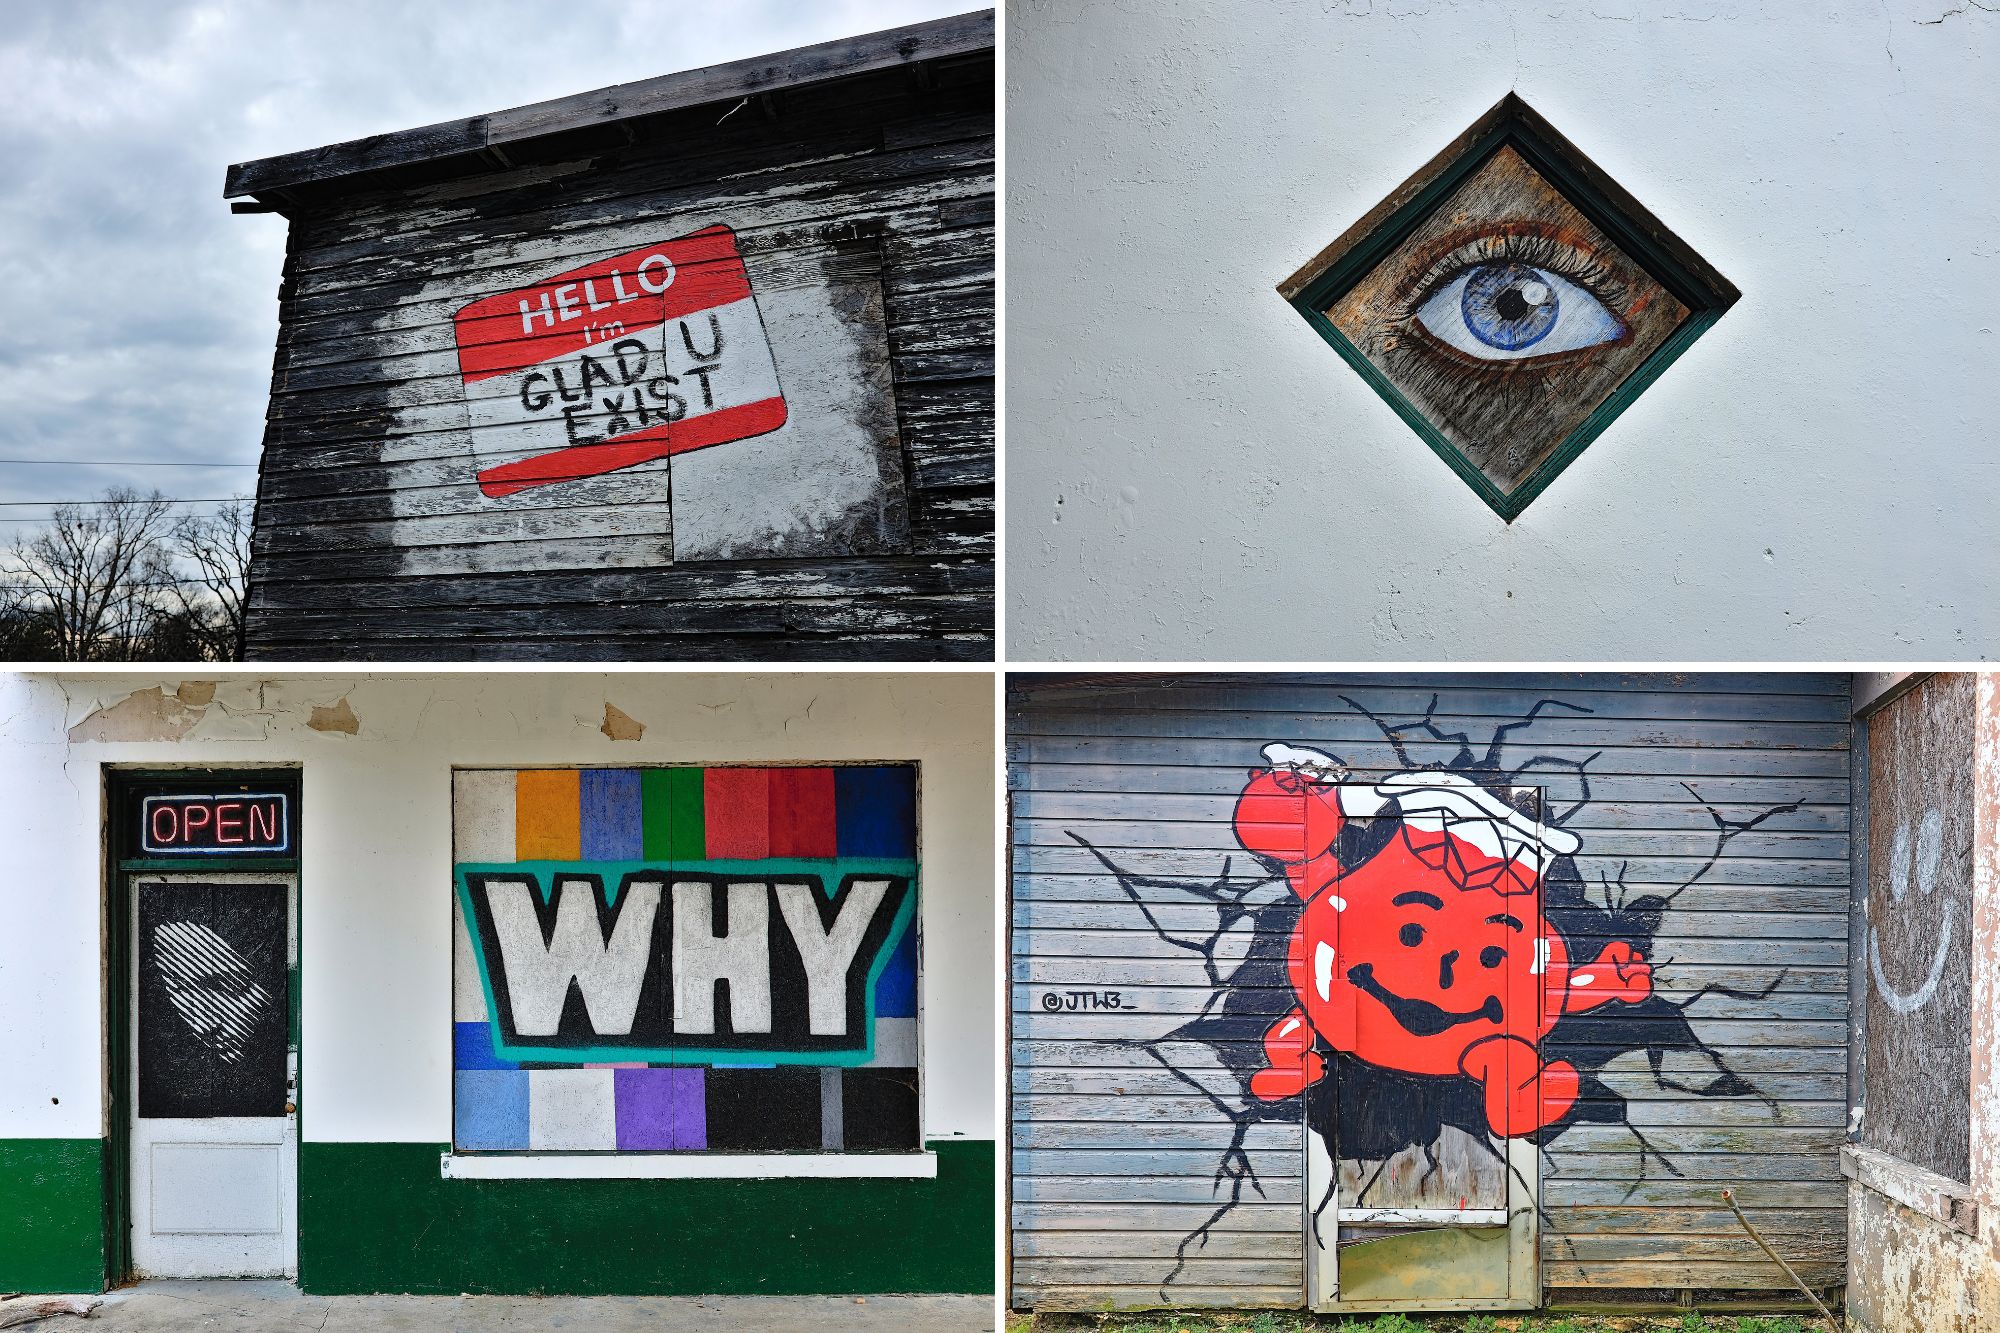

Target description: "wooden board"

left=1861, top=673, right=1974, bottom=1183
left=224, top=11, right=994, bottom=200
left=1006, top=674, right=1852, bottom=1309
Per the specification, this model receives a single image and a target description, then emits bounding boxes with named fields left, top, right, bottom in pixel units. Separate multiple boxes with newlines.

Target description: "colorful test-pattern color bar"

left=490, top=765, right=915, bottom=863
left=451, top=765, right=919, bottom=1153
left=451, top=1065, right=920, bottom=1152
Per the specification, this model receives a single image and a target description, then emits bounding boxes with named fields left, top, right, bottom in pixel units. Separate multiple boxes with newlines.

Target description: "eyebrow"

left=1485, top=913, right=1525, bottom=932
left=1392, top=891, right=1445, bottom=910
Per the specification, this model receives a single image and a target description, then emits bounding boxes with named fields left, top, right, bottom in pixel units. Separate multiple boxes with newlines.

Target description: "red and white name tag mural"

left=452, top=225, right=786, bottom=499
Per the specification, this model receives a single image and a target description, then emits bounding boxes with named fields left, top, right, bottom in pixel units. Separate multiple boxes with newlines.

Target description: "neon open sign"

left=142, top=793, right=291, bottom=855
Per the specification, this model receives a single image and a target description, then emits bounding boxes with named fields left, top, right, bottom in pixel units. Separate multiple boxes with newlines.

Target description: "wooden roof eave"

left=221, top=8, right=992, bottom=212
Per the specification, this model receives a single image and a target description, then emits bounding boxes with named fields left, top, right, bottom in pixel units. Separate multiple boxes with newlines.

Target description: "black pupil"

left=1399, top=923, right=1424, bottom=947
left=1495, top=288, right=1530, bottom=321
left=1480, top=945, right=1506, bottom=969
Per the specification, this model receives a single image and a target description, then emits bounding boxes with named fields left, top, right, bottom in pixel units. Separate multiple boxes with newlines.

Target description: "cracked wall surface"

left=1004, top=0, right=2000, bottom=658
left=0, top=672, right=994, bottom=1150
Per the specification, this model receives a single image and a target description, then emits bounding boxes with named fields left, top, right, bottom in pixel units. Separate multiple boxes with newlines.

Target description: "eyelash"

left=1401, top=230, right=1629, bottom=318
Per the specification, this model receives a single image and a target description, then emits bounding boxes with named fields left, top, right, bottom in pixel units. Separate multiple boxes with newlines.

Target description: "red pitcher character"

left=1233, top=743, right=1654, bottom=1138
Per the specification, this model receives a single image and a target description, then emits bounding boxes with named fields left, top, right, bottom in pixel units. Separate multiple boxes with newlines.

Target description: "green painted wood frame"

left=1280, top=93, right=1740, bottom=522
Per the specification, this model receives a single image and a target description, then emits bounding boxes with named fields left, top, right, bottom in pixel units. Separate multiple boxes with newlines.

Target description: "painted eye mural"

left=1410, top=247, right=1627, bottom=360
left=1281, top=96, right=1738, bottom=519
left=1062, top=696, right=1806, bottom=1297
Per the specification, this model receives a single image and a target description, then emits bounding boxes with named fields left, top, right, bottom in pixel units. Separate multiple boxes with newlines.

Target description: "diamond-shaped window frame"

left=1278, top=93, right=1740, bottom=522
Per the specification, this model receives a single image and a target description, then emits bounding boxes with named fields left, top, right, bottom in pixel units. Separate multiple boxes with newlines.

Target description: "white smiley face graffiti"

left=1867, top=807, right=1953, bottom=1014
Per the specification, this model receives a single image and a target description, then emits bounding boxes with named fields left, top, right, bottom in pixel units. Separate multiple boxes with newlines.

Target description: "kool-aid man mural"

left=1065, top=695, right=1806, bottom=1291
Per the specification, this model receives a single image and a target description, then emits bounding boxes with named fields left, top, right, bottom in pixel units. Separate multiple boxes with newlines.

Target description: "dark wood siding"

left=242, top=57, right=991, bottom=660
left=1008, top=673, right=1851, bottom=1309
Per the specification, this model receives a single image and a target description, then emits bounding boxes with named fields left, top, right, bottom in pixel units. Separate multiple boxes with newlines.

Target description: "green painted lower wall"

left=0, top=1138, right=106, bottom=1293
left=298, top=1139, right=994, bottom=1295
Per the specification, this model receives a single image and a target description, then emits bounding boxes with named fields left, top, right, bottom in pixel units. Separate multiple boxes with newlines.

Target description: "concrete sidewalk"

left=6, top=1281, right=995, bottom=1330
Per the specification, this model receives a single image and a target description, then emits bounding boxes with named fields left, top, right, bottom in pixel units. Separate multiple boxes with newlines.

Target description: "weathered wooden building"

left=223, top=13, right=993, bottom=660
left=1008, top=673, right=1861, bottom=1312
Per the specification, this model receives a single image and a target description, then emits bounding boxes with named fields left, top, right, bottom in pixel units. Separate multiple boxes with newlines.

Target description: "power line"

left=0, top=578, right=238, bottom=591
left=0, top=498, right=245, bottom=508
left=0, top=459, right=257, bottom=467
left=0, top=512, right=243, bottom=524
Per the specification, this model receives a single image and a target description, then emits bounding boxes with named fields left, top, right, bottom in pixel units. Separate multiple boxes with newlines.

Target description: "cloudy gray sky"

left=0, top=0, right=974, bottom=535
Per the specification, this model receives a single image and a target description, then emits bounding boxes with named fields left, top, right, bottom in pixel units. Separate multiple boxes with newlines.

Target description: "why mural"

left=458, top=869, right=912, bottom=1062
left=1068, top=696, right=1804, bottom=1288
left=453, top=766, right=920, bottom=1154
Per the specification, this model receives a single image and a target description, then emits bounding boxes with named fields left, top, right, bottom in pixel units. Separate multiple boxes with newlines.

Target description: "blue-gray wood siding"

left=1008, top=673, right=1850, bottom=1309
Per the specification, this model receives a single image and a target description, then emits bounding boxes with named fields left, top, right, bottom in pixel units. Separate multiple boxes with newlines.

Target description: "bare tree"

left=5, top=488, right=176, bottom=661
left=0, top=576, right=55, bottom=658
left=160, top=497, right=252, bottom=661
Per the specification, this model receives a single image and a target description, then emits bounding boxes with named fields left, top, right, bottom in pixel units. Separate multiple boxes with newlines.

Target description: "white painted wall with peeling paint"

left=1004, top=0, right=2000, bottom=659
left=0, top=672, right=994, bottom=1145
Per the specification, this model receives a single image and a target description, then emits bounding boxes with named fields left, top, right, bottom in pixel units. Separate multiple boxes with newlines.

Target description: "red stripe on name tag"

left=454, top=225, right=752, bottom=384
left=474, top=395, right=788, bottom=498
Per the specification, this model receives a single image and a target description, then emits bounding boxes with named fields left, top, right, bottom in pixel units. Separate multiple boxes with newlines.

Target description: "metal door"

left=1301, top=779, right=1547, bottom=1312
left=128, top=873, right=297, bottom=1277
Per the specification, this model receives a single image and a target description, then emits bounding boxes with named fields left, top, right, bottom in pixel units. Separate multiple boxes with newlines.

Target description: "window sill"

left=439, top=1150, right=937, bottom=1181
left=1841, top=1143, right=1977, bottom=1235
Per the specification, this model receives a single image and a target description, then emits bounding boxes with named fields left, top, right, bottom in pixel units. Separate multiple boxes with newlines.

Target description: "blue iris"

left=1460, top=262, right=1559, bottom=351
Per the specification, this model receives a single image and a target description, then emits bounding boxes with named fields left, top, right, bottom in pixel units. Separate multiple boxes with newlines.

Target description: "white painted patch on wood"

left=440, top=1148, right=939, bottom=1179
left=866, top=1017, right=919, bottom=1068
left=452, top=770, right=517, bottom=862
left=368, top=225, right=906, bottom=575
left=527, top=1068, right=617, bottom=1150
left=667, top=259, right=905, bottom=561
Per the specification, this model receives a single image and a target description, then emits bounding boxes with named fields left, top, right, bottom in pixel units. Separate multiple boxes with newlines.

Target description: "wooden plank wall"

left=1007, top=673, right=1851, bottom=1309
left=243, top=58, right=992, bottom=660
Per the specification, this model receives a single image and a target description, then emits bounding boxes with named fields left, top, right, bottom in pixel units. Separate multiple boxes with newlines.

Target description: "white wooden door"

left=129, top=874, right=297, bottom=1278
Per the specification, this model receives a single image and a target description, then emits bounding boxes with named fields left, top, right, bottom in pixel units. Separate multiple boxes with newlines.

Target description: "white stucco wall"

left=1005, top=0, right=2000, bottom=659
left=0, top=671, right=995, bottom=1145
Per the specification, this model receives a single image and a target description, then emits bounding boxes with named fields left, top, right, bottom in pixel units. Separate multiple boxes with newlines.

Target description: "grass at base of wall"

left=1010, top=1316, right=1840, bottom=1333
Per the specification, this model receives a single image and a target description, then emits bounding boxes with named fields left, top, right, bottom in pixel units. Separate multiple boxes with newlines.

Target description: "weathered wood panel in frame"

left=1860, top=673, right=1974, bottom=1185
left=1007, top=674, right=1851, bottom=1310
left=229, top=14, right=993, bottom=660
